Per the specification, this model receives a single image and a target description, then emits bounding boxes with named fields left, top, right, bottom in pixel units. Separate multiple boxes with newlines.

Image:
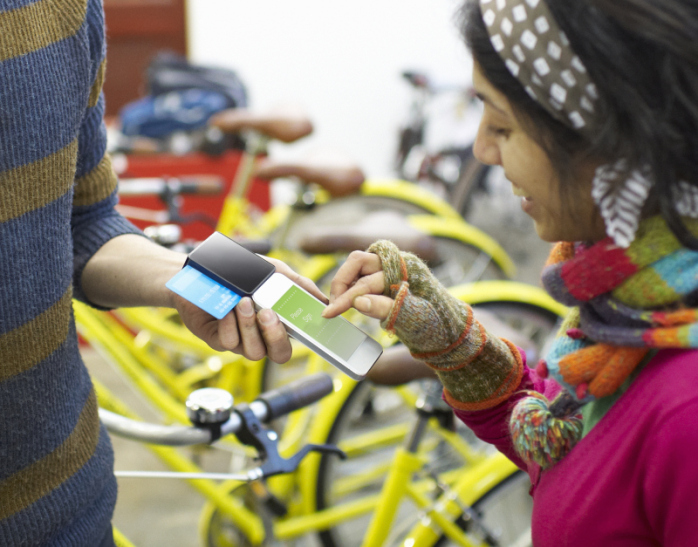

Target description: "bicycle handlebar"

left=118, top=176, right=223, bottom=197
left=99, top=373, right=334, bottom=446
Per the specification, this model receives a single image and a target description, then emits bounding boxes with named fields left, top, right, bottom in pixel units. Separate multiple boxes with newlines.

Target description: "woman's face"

left=471, top=63, right=607, bottom=243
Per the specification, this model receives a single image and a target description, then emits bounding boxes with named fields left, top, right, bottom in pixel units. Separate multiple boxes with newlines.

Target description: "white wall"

left=186, top=0, right=474, bottom=178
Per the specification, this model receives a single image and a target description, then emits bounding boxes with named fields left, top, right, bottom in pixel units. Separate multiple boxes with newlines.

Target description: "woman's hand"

left=322, top=251, right=395, bottom=320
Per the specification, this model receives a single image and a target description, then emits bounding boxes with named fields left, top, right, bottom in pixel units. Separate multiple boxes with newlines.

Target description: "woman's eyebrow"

left=474, top=91, right=510, bottom=118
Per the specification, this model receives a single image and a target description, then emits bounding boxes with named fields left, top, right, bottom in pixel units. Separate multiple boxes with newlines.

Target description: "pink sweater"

left=453, top=348, right=698, bottom=547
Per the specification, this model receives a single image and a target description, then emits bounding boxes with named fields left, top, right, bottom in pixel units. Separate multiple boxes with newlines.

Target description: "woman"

left=323, top=0, right=698, bottom=544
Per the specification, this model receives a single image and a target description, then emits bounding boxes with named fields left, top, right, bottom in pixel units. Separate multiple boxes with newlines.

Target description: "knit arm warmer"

left=368, top=240, right=523, bottom=411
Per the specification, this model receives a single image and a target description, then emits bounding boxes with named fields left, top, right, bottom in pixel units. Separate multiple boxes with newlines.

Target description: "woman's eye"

left=488, top=126, right=511, bottom=138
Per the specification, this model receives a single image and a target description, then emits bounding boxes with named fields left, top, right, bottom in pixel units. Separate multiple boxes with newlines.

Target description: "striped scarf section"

left=511, top=215, right=698, bottom=468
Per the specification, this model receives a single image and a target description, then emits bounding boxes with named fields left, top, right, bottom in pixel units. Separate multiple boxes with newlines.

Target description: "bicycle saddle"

left=253, top=157, right=365, bottom=198
left=297, top=211, right=438, bottom=261
left=208, top=108, right=313, bottom=143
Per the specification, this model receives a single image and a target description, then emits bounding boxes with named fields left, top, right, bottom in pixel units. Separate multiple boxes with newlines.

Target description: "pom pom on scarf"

left=510, top=391, right=583, bottom=469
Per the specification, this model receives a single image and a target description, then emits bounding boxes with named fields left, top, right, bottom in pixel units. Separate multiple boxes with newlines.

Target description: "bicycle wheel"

left=307, top=234, right=507, bottom=302
left=435, top=471, right=533, bottom=547
left=471, top=301, right=560, bottom=365
left=314, top=300, right=559, bottom=547
left=427, top=234, right=506, bottom=287
left=316, top=379, right=452, bottom=547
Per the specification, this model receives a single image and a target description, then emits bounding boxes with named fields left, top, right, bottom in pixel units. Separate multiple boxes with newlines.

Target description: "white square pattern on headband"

left=481, top=0, right=599, bottom=131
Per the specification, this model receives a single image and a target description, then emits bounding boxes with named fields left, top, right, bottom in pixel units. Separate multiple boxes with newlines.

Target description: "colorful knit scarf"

left=511, top=215, right=698, bottom=468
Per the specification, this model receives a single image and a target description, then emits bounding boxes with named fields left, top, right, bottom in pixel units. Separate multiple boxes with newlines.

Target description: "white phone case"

left=252, top=273, right=382, bottom=380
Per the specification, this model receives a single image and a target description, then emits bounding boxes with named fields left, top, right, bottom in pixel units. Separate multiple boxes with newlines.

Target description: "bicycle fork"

left=361, top=438, right=426, bottom=546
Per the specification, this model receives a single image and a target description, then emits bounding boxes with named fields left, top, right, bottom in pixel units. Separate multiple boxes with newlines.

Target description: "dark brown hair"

left=461, top=0, right=698, bottom=247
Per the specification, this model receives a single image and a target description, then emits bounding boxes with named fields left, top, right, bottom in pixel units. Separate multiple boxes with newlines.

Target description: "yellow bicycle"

left=99, top=355, right=528, bottom=547
left=80, top=279, right=565, bottom=546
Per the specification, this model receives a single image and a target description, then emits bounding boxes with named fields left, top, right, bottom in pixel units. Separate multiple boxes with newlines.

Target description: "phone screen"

left=272, top=285, right=367, bottom=360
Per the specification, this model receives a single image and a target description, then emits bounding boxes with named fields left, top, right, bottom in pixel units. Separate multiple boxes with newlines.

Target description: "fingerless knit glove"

left=368, top=240, right=523, bottom=411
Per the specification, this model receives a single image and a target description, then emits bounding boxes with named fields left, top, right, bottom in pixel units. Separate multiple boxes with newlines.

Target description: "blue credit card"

left=166, top=265, right=242, bottom=319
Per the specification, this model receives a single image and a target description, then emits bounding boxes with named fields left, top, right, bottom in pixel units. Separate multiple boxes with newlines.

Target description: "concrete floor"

left=83, top=178, right=552, bottom=546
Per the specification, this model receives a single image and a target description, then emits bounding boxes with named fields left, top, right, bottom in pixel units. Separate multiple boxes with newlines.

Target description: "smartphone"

left=253, top=273, right=382, bottom=380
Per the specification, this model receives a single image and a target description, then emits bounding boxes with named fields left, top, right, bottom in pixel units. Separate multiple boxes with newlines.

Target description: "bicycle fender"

left=360, top=178, right=463, bottom=220
left=407, top=215, right=516, bottom=278
left=448, top=280, right=568, bottom=317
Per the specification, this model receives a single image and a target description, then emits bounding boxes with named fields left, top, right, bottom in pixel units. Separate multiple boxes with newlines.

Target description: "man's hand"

left=173, top=256, right=327, bottom=363
left=82, top=233, right=328, bottom=363
left=322, top=251, right=394, bottom=321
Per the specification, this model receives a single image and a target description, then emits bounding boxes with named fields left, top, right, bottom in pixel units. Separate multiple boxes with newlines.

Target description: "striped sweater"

left=0, top=0, right=140, bottom=544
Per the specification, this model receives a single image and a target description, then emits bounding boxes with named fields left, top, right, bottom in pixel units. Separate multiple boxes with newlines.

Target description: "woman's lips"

left=520, top=195, right=534, bottom=214
left=511, top=183, right=535, bottom=213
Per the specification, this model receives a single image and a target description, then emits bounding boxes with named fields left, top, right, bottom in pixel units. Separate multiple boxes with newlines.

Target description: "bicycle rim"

left=427, top=236, right=506, bottom=287
left=312, top=234, right=507, bottom=296
left=435, top=471, right=533, bottom=547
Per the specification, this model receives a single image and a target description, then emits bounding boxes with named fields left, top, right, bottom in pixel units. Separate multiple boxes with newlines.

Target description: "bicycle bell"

left=186, top=388, right=234, bottom=425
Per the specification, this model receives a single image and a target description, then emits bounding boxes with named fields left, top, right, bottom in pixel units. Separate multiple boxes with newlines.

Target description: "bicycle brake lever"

left=234, top=405, right=346, bottom=479
left=258, top=443, right=346, bottom=478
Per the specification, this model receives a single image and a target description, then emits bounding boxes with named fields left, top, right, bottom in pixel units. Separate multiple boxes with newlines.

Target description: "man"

left=0, top=1, right=320, bottom=544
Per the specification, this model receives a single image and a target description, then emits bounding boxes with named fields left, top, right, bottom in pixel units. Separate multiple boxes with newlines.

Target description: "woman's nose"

left=473, top=126, right=501, bottom=166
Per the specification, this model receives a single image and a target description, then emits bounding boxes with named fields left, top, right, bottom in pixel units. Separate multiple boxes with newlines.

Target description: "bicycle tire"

left=261, top=237, right=512, bottom=395
left=434, top=470, right=533, bottom=547
left=314, top=300, right=558, bottom=547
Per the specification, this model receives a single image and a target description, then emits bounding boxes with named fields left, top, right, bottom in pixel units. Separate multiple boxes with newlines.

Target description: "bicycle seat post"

left=271, top=178, right=324, bottom=251
left=232, top=130, right=269, bottom=201
left=405, top=380, right=451, bottom=454
left=208, top=108, right=314, bottom=236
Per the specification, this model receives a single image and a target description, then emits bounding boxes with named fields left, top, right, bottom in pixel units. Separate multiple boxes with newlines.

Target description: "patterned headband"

left=478, top=0, right=602, bottom=136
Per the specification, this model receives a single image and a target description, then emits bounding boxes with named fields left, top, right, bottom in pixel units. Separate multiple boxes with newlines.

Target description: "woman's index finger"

left=330, top=251, right=382, bottom=301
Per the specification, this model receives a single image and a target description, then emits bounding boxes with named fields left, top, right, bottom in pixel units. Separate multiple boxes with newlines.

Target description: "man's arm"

left=80, top=233, right=184, bottom=309
left=80, top=234, right=328, bottom=361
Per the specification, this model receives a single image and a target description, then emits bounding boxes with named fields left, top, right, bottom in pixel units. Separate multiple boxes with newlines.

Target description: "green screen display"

left=272, top=285, right=366, bottom=360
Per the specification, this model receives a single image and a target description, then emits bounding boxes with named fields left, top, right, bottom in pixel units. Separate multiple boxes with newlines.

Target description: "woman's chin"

left=532, top=221, right=566, bottom=243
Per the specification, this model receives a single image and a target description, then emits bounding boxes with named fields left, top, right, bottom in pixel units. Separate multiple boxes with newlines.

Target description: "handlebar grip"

left=257, top=373, right=334, bottom=421
left=176, top=176, right=223, bottom=195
